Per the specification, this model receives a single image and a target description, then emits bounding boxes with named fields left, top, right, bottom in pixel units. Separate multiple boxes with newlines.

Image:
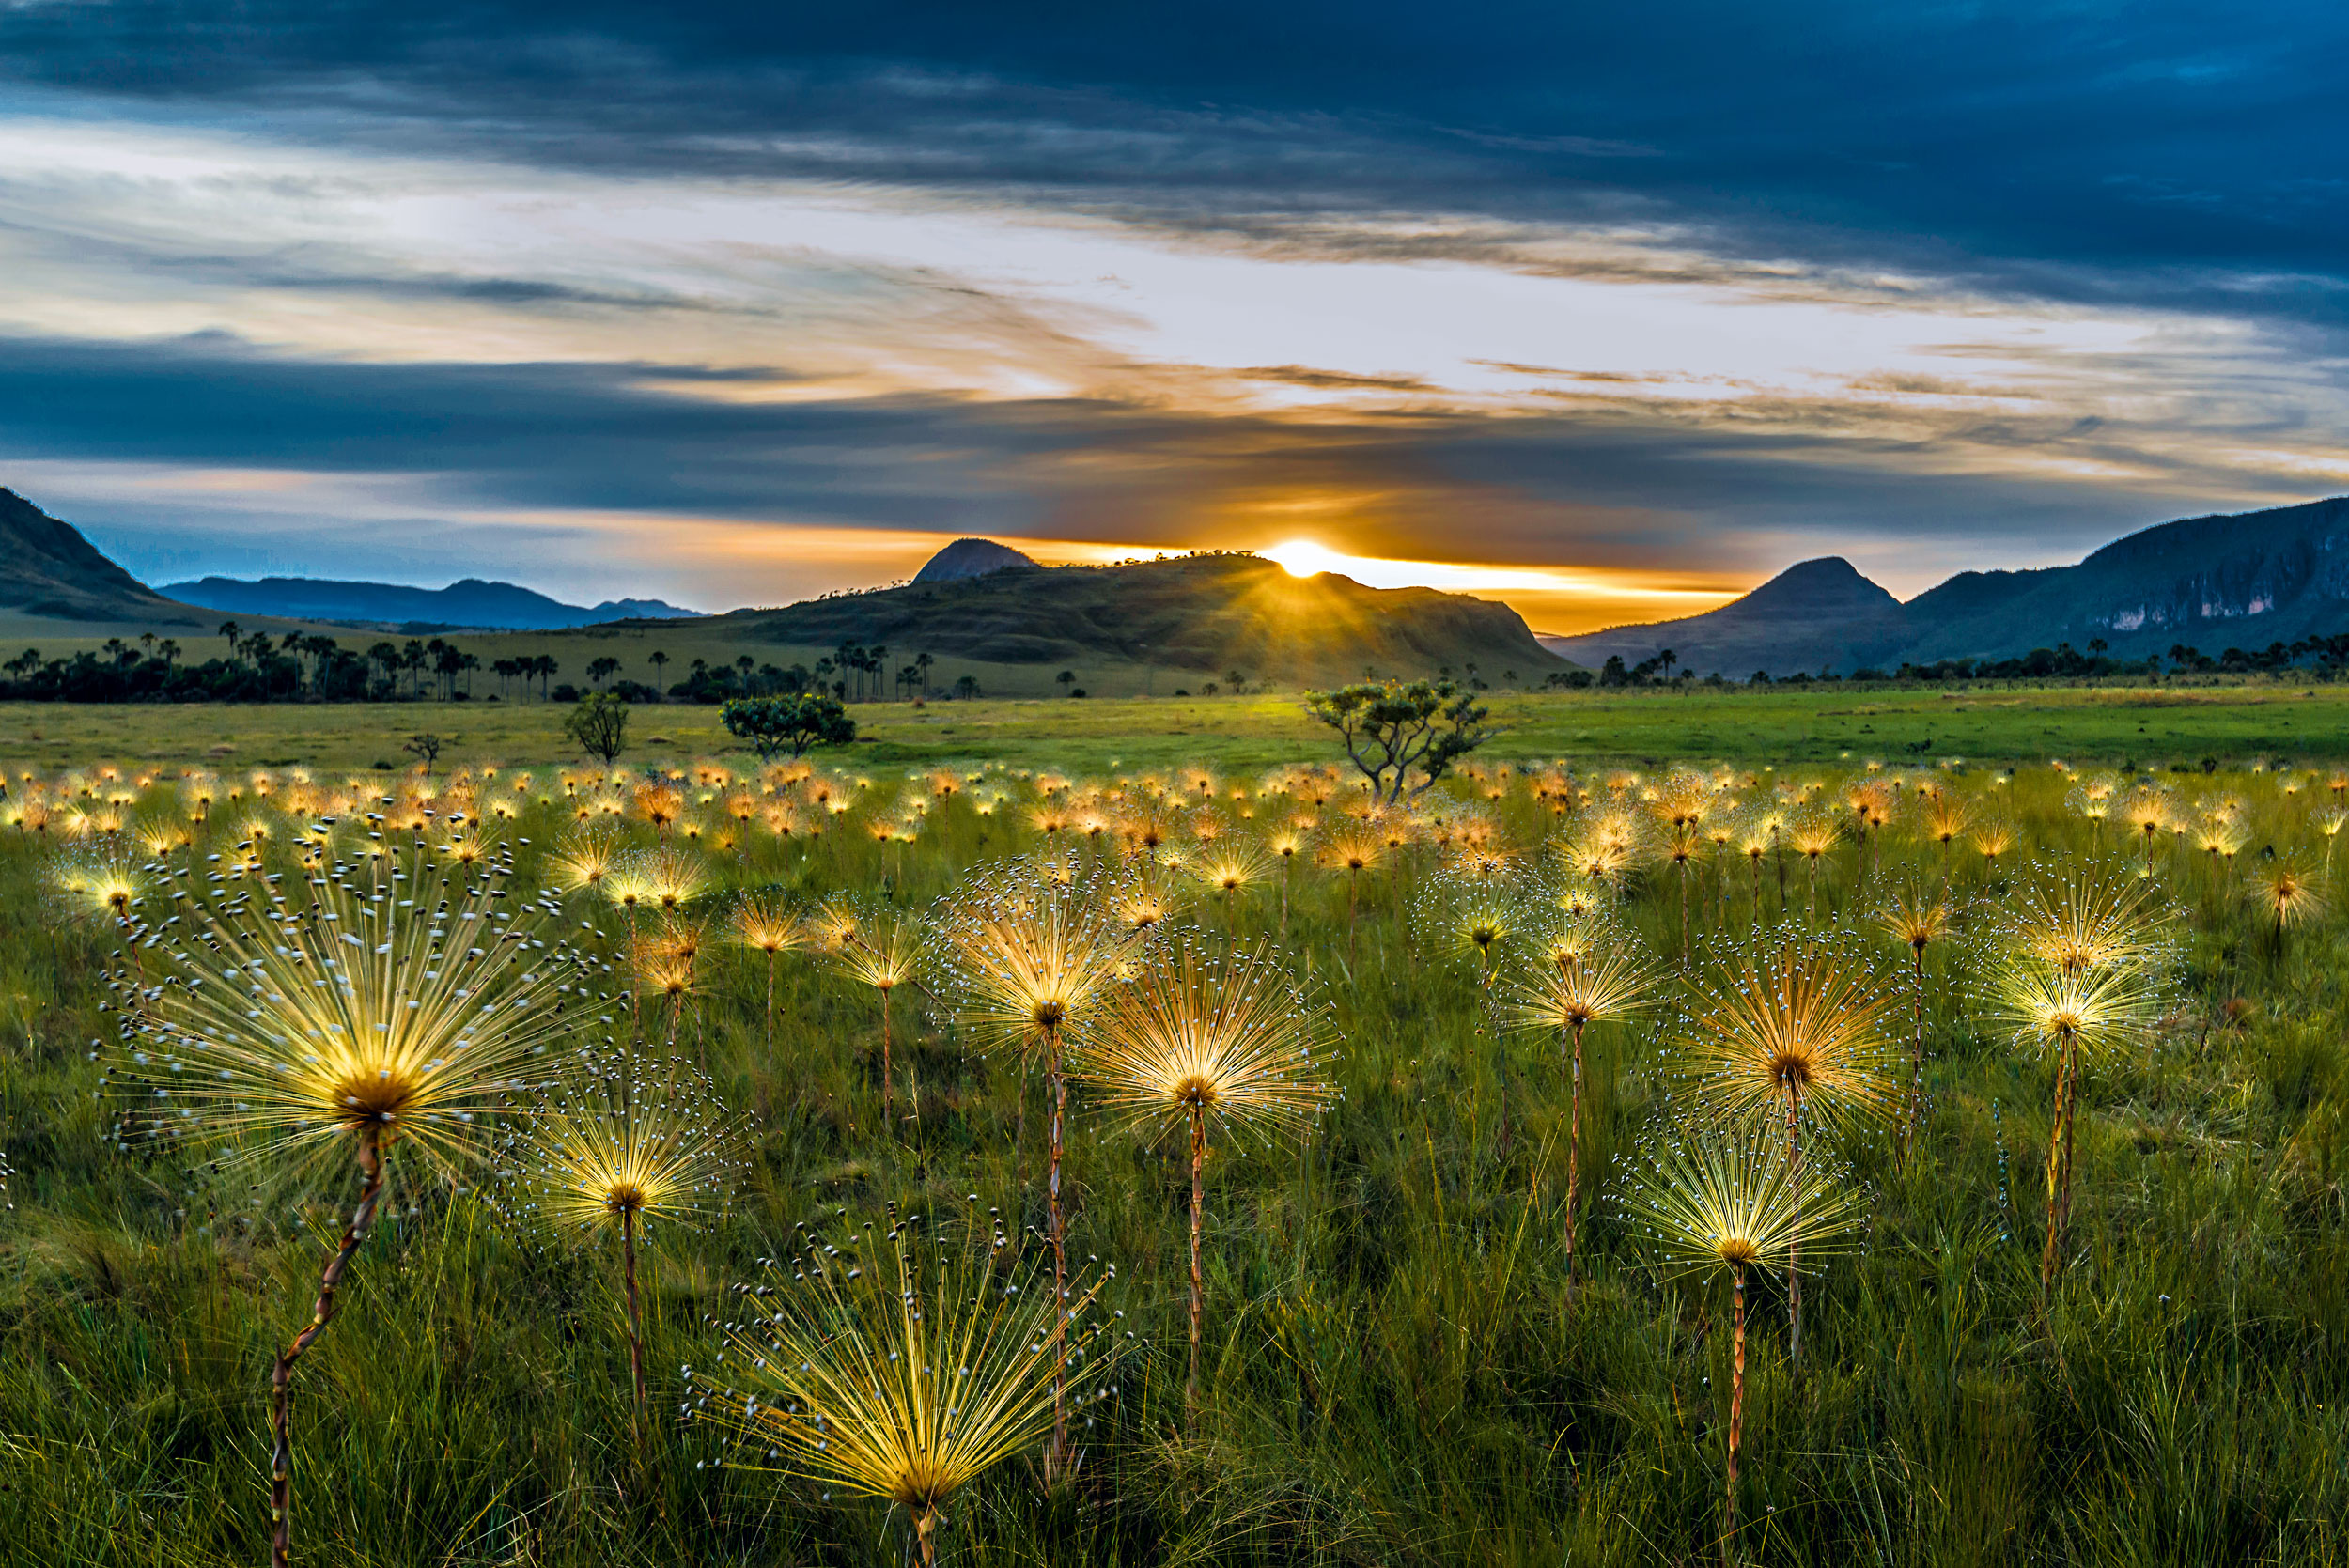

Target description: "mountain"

left=0, top=489, right=204, bottom=623
left=159, top=575, right=701, bottom=630
left=728, top=551, right=1568, bottom=683
left=1543, top=556, right=1907, bottom=678
left=1543, top=495, right=2349, bottom=676
left=912, top=538, right=1037, bottom=583
left=1898, top=494, right=2349, bottom=664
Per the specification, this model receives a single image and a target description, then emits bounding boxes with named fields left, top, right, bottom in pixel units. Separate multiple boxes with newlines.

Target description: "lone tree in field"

left=401, top=731, right=444, bottom=774
left=1302, top=677, right=1494, bottom=803
left=721, top=692, right=857, bottom=760
left=564, top=692, right=630, bottom=764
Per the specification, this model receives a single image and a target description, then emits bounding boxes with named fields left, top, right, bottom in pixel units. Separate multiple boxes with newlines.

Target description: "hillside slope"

left=730, top=551, right=1569, bottom=683
left=1545, top=494, right=2349, bottom=675
left=1543, top=557, right=1908, bottom=677
left=1900, top=495, right=2349, bottom=662
left=912, top=538, right=1038, bottom=583
left=0, top=489, right=204, bottom=623
left=161, top=575, right=699, bottom=629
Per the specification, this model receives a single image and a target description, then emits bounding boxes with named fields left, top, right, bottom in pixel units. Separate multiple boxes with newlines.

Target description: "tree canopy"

left=1301, top=678, right=1494, bottom=802
left=721, top=692, right=858, bottom=760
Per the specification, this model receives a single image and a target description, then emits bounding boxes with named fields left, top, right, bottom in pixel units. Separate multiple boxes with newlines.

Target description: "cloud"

left=0, top=2, right=2344, bottom=620
left=1, top=329, right=2332, bottom=614
left=5, top=1, right=2346, bottom=326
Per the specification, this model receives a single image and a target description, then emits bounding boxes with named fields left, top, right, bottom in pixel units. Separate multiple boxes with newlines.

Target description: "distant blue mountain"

left=161, top=575, right=701, bottom=630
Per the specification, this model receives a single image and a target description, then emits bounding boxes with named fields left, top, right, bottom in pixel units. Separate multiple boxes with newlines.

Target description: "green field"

left=4, top=678, right=2345, bottom=777
left=3, top=699, right=2348, bottom=1564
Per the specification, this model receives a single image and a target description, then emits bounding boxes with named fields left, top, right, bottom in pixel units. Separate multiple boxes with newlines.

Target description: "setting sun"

left=1265, top=538, right=1345, bottom=578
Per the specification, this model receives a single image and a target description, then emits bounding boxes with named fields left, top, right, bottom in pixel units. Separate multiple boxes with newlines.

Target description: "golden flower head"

left=1077, top=936, right=1333, bottom=1145
left=1618, top=1124, right=1868, bottom=1280
left=506, top=1050, right=741, bottom=1234
left=1680, top=925, right=1900, bottom=1137
left=109, top=850, right=572, bottom=1178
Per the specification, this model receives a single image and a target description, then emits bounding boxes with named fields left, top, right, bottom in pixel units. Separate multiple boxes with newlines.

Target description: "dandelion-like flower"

left=2247, top=853, right=2327, bottom=950
left=1503, top=920, right=1659, bottom=1277
left=111, top=849, right=573, bottom=1566
left=1989, top=954, right=2165, bottom=1287
left=714, top=1214, right=1125, bottom=1563
left=1681, top=925, right=1895, bottom=1360
left=2003, top=858, right=2178, bottom=976
left=1683, top=928, right=1900, bottom=1144
left=1081, top=935, right=1330, bottom=1405
left=825, top=904, right=926, bottom=1110
left=1617, top=1123, right=1864, bottom=1551
left=934, top=864, right=1136, bottom=1475
left=507, top=1050, right=741, bottom=1414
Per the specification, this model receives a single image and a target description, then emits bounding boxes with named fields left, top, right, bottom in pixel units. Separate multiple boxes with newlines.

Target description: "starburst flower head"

left=1990, top=955, right=2164, bottom=1066
left=551, top=827, right=621, bottom=892
left=1969, top=817, right=2017, bottom=863
left=2003, top=858, right=2179, bottom=975
left=1617, top=1125, right=1867, bottom=1280
left=1419, top=871, right=1527, bottom=967
left=1193, top=840, right=1273, bottom=896
left=1504, top=921, right=1660, bottom=1034
left=827, top=904, right=924, bottom=993
left=642, top=845, right=710, bottom=910
left=1787, top=812, right=1843, bottom=862
left=1105, top=861, right=1193, bottom=935
left=711, top=1210, right=1126, bottom=1561
left=2248, top=854, right=2328, bottom=929
left=937, top=864, right=1134, bottom=1052
left=109, top=851, right=572, bottom=1178
left=1874, top=881, right=1951, bottom=954
left=508, top=1051, right=742, bottom=1234
left=55, top=849, right=146, bottom=923
left=730, top=892, right=809, bottom=956
left=1078, top=937, right=1333, bottom=1144
left=1681, top=926, right=1900, bottom=1136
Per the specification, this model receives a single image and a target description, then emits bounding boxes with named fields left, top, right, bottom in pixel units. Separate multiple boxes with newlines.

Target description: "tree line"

left=0, top=621, right=998, bottom=706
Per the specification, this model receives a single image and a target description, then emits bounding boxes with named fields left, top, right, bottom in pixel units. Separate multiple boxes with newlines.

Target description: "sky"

left=1, top=2, right=2346, bottom=632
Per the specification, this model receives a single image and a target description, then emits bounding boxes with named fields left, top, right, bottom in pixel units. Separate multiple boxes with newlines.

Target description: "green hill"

left=1548, top=494, right=2349, bottom=676
left=725, top=551, right=1569, bottom=685
left=0, top=489, right=205, bottom=624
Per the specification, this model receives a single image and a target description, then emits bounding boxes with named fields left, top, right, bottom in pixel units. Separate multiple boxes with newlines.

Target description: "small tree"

left=565, top=692, right=630, bottom=765
left=1301, top=678, right=1494, bottom=803
left=402, top=732, right=444, bottom=774
left=721, top=693, right=857, bottom=760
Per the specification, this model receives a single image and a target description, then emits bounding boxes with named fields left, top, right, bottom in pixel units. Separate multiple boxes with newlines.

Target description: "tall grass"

left=0, top=757, right=2346, bottom=1564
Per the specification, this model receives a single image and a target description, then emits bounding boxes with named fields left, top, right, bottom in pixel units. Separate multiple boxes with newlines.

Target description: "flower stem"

left=270, top=1124, right=384, bottom=1568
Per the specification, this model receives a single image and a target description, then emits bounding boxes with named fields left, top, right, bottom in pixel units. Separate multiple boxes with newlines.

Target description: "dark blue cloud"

left=0, top=329, right=2263, bottom=595
left=6, top=1, right=2345, bottom=323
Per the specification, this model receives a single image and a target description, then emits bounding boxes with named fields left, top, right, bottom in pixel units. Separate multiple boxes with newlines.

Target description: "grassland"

left=4, top=677, right=2346, bottom=778
left=1, top=701, right=2347, bottom=1565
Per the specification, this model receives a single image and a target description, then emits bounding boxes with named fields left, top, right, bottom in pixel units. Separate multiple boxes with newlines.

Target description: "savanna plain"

left=5, top=686, right=2349, bottom=1567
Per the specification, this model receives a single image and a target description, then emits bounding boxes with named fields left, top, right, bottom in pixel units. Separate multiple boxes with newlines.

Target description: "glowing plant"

left=1874, top=880, right=1952, bottom=1157
left=1080, top=937, right=1330, bottom=1407
left=1990, top=956, right=2163, bottom=1288
left=729, top=892, right=810, bottom=1042
left=506, top=1050, right=740, bottom=1418
left=110, top=849, right=571, bottom=1567
left=1503, top=920, right=1659, bottom=1281
left=936, top=865, right=1134, bottom=1478
left=2246, top=853, right=2327, bottom=954
left=826, top=904, right=926, bottom=1111
left=711, top=1208, right=1125, bottom=1563
left=1618, top=1126, right=1865, bottom=1565
left=1682, top=927, right=1896, bottom=1361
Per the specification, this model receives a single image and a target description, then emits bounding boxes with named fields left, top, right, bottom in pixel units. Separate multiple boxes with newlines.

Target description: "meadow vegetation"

left=2, top=710, right=2348, bottom=1565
